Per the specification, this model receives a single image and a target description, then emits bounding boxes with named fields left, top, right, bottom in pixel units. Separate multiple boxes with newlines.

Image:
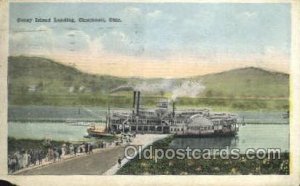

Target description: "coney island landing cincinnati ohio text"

left=16, top=17, right=122, bottom=23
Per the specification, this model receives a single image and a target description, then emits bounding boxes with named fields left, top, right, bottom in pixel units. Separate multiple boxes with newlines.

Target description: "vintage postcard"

left=0, top=0, right=299, bottom=185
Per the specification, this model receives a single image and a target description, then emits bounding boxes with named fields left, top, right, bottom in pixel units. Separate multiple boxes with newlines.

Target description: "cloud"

left=146, top=9, right=175, bottom=24
left=87, top=37, right=104, bottom=55
left=147, top=10, right=162, bottom=19
left=59, top=30, right=91, bottom=52
left=242, top=11, right=257, bottom=18
left=10, top=25, right=54, bottom=55
left=10, top=25, right=97, bottom=55
left=123, top=7, right=142, bottom=16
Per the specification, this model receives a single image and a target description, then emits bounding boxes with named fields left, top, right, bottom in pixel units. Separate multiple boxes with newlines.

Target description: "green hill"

left=8, top=56, right=129, bottom=94
left=198, top=67, right=289, bottom=98
left=8, top=56, right=289, bottom=110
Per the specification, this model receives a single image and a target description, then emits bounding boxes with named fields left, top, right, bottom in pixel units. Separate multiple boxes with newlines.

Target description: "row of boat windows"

left=212, top=120, right=236, bottom=125
left=171, top=128, right=184, bottom=132
left=111, top=119, right=161, bottom=125
left=131, top=126, right=163, bottom=131
left=171, top=125, right=230, bottom=131
left=171, top=127, right=214, bottom=132
left=188, top=126, right=214, bottom=130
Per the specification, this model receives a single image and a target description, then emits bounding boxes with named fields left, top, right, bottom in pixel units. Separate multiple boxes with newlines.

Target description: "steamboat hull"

left=87, top=124, right=114, bottom=137
left=87, top=130, right=113, bottom=137
left=175, top=131, right=237, bottom=138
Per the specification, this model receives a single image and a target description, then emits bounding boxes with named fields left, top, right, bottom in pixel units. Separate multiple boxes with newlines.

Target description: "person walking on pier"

left=38, top=149, right=43, bottom=165
left=85, top=143, right=88, bottom=154
left=69, top=144, right=74, bottom=155
left=88, top=143, right=93, bottom=154
left=118, top=157, right=122, bottom=168
left=22, top=150, right=30, bottom=168
left=74, top=145, right=77, bottom=156
left=87, top=143, right=91, bottom=154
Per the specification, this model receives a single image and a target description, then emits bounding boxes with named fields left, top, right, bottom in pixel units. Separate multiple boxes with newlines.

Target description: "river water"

left=169, top=124, right=289, bottom=153
left=8, top=122, right=89, bottom=142
left=8, top=109, right=289, bottom=151
left=8, top=122, right=289, bottom=152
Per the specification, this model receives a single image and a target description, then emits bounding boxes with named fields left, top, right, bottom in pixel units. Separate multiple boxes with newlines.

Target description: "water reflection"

left=170, top=124, right=289, bottom=153
left=170, top=137, right=238, bottom=149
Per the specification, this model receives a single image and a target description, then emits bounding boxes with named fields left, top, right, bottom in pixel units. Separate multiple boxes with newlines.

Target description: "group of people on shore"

left=8, top=141, right=96, bottom=173
left=8, top=149, right=44, bottom=173
left=8, top=132, right=136, bottom=174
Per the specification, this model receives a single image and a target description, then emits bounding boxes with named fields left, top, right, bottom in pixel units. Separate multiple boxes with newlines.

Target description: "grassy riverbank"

left=8, top=137, right=69, bottom=154
left=117, top=137, right=289, bottom=175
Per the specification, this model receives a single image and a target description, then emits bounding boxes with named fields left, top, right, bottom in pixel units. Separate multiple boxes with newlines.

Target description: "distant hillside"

left=8, top=56, right=129, bottom=95
left=8, top=56, right=289, bottom=109
left=198, top=67, right=289, bottom=98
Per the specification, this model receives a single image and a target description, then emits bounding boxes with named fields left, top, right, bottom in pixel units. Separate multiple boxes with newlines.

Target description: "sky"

left=9, top=3, right=291, bottom=78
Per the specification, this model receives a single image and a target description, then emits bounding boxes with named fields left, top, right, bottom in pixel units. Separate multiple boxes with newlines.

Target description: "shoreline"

left=8, top=104, right=289, bottom=113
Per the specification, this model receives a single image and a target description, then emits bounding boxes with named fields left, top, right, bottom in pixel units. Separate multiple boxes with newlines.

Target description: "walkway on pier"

left=16, top=134, right=170, bottom=175
left=16, top=146, right=125, bottom=175
left=104, top=134, right=170, bottom=175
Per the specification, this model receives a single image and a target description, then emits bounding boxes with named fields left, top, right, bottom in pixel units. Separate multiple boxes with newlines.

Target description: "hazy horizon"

left=9, top=55, right=289, bottom=79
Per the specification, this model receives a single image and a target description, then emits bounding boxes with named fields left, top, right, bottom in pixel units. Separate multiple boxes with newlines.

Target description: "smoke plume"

left=133, top=79, right=206, bottom=100
left=171, top=81, right=205, bottom=100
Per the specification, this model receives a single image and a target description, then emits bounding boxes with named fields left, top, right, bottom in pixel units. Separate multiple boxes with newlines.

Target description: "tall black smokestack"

left=136, top=91, right=140, bottom=116
left=133, top=91, right=136, bottom=111
left=172, top=101, right=175, bottom=118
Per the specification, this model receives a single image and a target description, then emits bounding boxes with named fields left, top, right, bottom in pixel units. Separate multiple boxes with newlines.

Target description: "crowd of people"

left=8, top=132, right=136, bottom=174
left=8, top=140, right=105, bottom=173
left=8, top=149, right=44, bottom=173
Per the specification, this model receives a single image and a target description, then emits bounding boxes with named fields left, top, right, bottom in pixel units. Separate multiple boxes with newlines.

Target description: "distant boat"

left=86, top=123, right=113, bottom=137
